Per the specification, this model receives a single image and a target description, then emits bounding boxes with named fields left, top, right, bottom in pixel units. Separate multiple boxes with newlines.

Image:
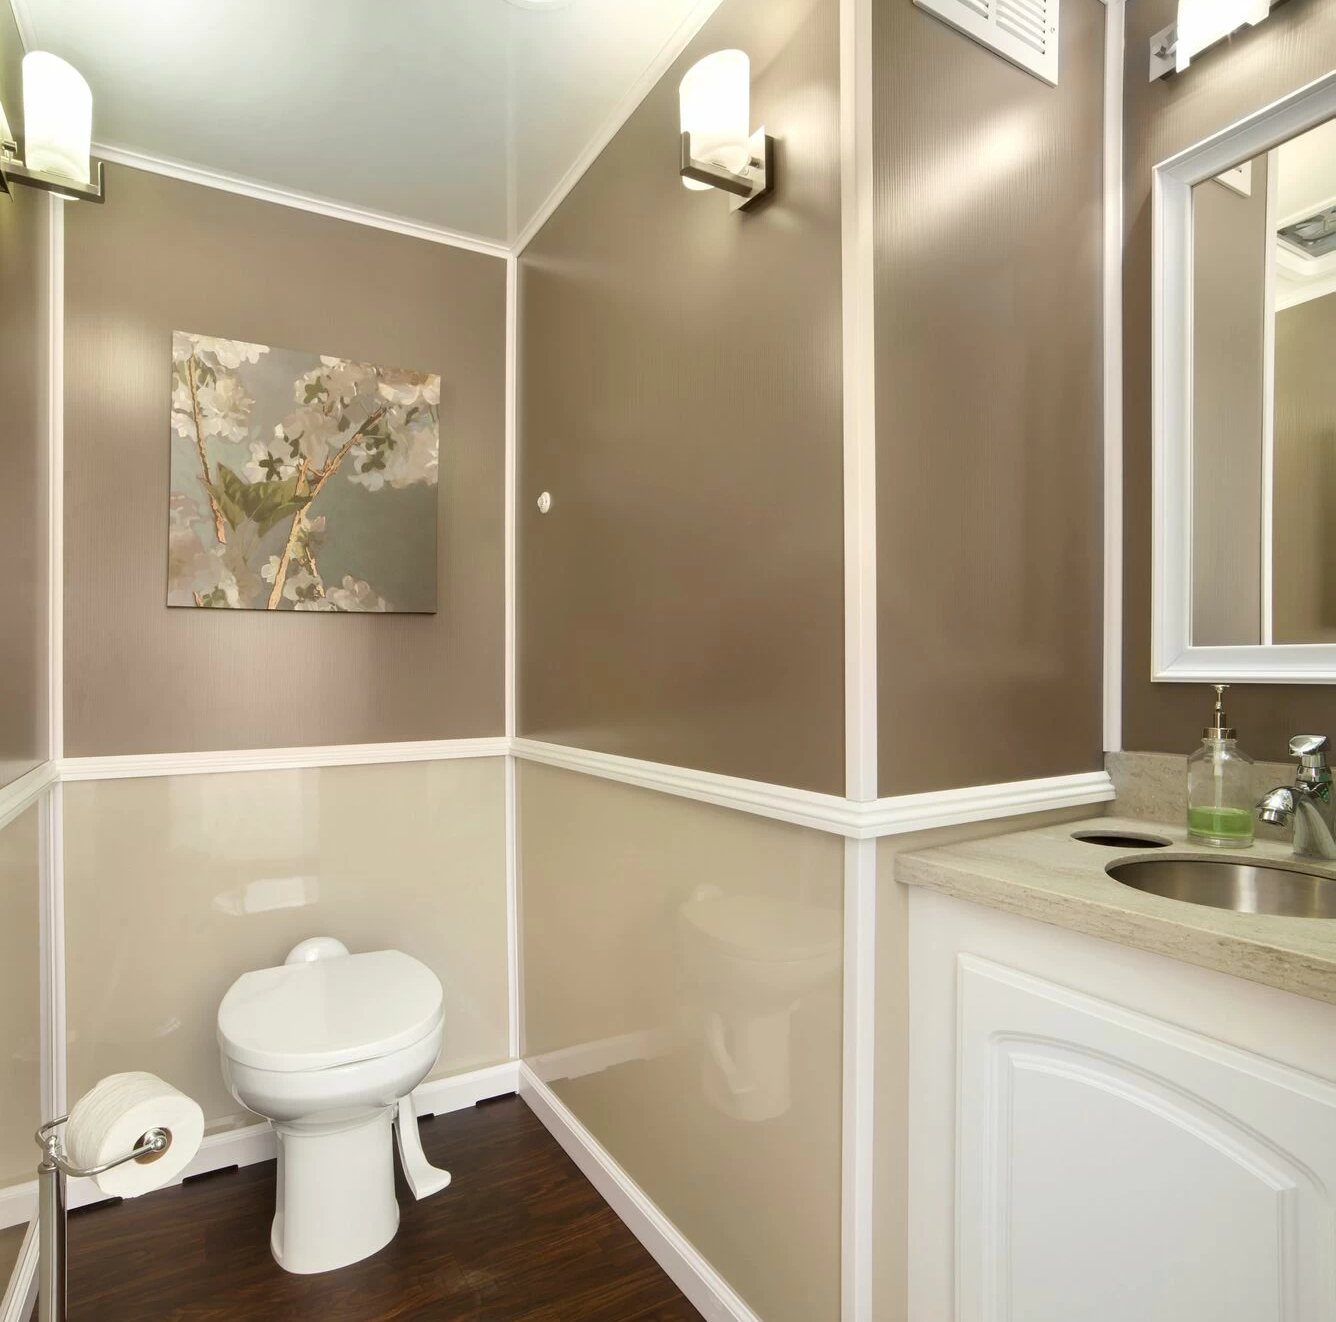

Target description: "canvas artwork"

left=167, top=331, right=440, bottom=612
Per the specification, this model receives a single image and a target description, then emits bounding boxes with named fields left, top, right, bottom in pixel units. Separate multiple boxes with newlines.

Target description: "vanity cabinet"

left=907, top=889, right=1336, bottom=1322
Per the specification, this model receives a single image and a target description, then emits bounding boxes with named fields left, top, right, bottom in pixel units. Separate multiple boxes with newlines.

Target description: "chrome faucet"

left=1256, top=735, right=1336, bottom=861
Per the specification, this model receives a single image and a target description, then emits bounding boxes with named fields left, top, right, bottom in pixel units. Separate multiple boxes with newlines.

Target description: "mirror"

left=1152, top=75, right=1336, bottom=681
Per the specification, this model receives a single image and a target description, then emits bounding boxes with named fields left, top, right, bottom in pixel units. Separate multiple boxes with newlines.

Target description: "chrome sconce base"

left=679, top=127, right=774, bottom=212
left=0, top=145, right=105, bottom=204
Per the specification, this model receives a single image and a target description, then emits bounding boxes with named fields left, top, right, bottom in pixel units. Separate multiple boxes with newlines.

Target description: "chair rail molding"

left=511, top=739, right=1114, bottom=838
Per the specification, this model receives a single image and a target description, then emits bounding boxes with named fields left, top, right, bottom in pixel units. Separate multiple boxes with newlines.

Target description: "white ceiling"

left=11, top=0, right=714, bottom=247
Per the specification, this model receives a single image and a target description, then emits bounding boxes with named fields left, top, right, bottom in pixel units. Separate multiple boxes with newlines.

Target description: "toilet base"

left=271, top=1107, right=400, bottom=1274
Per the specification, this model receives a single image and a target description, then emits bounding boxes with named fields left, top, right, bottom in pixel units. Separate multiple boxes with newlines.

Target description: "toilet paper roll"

left=64, top=1072, right=204, bottom=1198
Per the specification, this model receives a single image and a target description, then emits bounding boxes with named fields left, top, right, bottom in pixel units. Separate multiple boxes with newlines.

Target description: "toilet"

left=680, top=889, right=842, bottom=1122
left=217, top=940, right=450, bottom=1275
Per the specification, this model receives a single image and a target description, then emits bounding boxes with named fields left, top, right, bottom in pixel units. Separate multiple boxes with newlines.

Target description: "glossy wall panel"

left=0, top=6, right=48, bottom=791
left=873, top=0, right=1105, bottom=793
left=0, top=806, right=41, bottom=1189
left=62, top=166, right=506, bottom=757
left=1122, top=0, right=1336, bottom=753
left=63, top=759, right=508, bottom=1129
left=517, top=0, right=845, bottom=795
left=519, top=763, right=843, bottom=1322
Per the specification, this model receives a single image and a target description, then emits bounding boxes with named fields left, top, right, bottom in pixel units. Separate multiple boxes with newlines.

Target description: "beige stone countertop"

left=896, top=816, right=1336, bottom=1006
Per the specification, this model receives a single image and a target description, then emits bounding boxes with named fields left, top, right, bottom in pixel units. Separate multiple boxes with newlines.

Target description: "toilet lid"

left=218, top=950, right=443, bottom=1072
left=680, top=894, right=842, bottom=963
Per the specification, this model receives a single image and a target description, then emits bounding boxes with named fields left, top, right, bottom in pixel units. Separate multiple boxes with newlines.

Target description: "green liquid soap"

left=1187, top=805, right=1254, bottom=844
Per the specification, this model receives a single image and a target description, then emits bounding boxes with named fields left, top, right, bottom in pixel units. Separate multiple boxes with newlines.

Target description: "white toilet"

left=217, top=940, right=450, bottom=1275
left=680, top=889, right=842, bottom=1122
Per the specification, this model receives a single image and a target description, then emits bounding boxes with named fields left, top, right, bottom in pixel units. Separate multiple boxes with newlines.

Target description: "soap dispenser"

left=1186, top=684, right=1255, bottom=848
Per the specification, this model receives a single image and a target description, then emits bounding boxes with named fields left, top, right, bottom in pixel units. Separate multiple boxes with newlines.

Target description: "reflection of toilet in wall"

left=217, top=938, right=451, bottom=1275
left=679, top=888, right=842, bottom=1122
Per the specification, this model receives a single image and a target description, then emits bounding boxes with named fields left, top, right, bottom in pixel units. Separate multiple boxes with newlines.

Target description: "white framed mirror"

left=1152, top=71, right=1336, bottom=682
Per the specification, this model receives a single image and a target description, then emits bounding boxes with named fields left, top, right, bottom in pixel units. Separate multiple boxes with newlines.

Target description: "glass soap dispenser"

left=1186, top=684, right=1255, bottom=848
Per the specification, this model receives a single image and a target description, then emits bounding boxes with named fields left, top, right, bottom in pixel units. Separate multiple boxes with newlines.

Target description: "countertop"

left=896, top=816, right=1336, bottom=1006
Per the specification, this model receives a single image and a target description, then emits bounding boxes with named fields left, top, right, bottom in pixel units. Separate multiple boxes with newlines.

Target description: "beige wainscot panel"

left=64, top=759, right=509, bottom=1130
left=0, top=805, right=40, bottom=1189
left=519, top=763, right=844, bottom=1322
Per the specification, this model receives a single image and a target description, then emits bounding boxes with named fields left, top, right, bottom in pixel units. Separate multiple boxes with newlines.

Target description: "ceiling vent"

left=914, top=0, right=1059, bottom=86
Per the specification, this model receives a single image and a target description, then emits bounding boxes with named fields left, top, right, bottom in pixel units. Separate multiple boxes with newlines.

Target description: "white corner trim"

left=90, top=142, right=510, bottom=259
left=45, top=192, right=64, bottom=764
left=0, top=1061, right=522, bottom=1224
left=1103, top=0, right=1125, bottom=752
left=512, top=738, right=1115, bottom=838
left=56, top=737, right=511, bottom=782
left=0, top=761, right=57, bottom=833
left=519, top=1064, right=764, bottom=1322
left=6, top=0, right=33, bottom=50
left=0, top=1220, right=37, bottom=1322
left=842, top=839, right=877, bottom=1322
left=504, top=255, right=519, bottom=741
left=38, top=783, right=65, bottom=1121
left=511, top=0, right=726, bottom=254
left=505, top=755, right=522, bottom=1060
left=841, top=0, right=878, bottom=804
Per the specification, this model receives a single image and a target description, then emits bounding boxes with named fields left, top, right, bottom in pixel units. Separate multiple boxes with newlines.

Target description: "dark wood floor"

left=66, top=1095, right=704, bottom=1322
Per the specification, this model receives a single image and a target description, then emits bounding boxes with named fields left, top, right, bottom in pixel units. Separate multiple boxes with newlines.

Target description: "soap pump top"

left=1186, top=684, right=1255, bottom=848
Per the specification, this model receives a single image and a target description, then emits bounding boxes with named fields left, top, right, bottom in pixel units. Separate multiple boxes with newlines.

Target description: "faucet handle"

left=1290, top=735, right=1330, bottom=767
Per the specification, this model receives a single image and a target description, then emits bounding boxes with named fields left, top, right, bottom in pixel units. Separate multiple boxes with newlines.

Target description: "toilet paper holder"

left=34, top=1116, right=171, bottom=1322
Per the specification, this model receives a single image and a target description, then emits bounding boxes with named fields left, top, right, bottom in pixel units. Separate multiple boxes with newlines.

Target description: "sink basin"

left=1108, top=858, right=1336, bottom=918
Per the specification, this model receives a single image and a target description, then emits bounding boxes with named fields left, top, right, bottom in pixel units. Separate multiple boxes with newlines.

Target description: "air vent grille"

left=914, top=0, right=1059, bottom=86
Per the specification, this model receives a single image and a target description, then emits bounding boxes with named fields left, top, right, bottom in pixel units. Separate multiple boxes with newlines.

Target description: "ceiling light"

left=0, top=51, right=104, bottom=203
left=678, top=50, right=774, bottom=213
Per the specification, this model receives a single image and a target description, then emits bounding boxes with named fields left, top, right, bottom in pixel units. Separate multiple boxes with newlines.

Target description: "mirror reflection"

left=1191, top=116, right=1336, bottom=646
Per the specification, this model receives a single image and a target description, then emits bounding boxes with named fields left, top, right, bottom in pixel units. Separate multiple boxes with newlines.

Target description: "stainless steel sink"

left=1107, top=858, right=1336, bottom=918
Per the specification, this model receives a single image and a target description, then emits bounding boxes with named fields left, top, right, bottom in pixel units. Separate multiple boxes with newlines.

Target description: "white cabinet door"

left=957, top=956, right=1336, bottom=1322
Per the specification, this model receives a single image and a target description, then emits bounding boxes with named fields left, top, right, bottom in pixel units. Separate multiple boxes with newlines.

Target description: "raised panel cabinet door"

left=957, top=955, right=1336, bottom=1322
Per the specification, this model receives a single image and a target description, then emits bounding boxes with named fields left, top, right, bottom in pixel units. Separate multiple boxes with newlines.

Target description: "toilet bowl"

left=218, top=945, right=446, bottom=1274
left=680, top=890, right=842, bottom=1122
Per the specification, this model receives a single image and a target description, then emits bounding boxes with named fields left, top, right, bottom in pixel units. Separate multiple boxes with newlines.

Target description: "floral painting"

left=167, top=331, right=439, bottom=612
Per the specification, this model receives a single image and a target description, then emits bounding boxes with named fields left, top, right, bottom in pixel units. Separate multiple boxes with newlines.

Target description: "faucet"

left=1256, top=735, right=1336, bottom=861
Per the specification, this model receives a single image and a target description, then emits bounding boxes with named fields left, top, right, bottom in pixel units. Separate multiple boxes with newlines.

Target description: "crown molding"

left=90, top=142, right=511, bottom=259
left=7, top=0, right=34, bottom=50
left=512, top=0, right=725, bottom=253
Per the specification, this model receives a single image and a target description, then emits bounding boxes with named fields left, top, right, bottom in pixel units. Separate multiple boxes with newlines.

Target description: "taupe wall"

left=874, top=0, right=1105, bottom=795
left=62, top=167, right=506, bottom=756
left=0, top=7, right=47, bottom=790
left=517, top=0, right=845, bottom=795
left=1122, top=0, right=1336, bottom=756
left=1191, top=163, right=1269, bottom=646
left=1273, top=292, right=1336, bottom=643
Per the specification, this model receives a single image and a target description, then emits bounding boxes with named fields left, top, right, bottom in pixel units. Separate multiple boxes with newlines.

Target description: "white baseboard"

left=0, top=1060, right=521, bottom=1226
left=0, top=1221, right=37, bottom=1322
left=518, top=1063, right=763, bottom=1322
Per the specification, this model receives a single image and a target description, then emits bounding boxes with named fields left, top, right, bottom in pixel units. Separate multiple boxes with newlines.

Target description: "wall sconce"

left=1149, top=0, right=1271, bottom=82
left=678, top=50, right=773, bottom=212
left=0, top=52, right=104, bottom=203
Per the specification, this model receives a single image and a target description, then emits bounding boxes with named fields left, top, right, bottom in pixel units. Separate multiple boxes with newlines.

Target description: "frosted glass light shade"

left=679, top=50, right=751, bottom=192
left=1176, top=0, right=1269, bottom=72
left=23, top=52, right=92, bottom=184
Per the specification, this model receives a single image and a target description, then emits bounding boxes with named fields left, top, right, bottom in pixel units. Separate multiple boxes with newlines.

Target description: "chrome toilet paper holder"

left=34, top=1116, right=171, bottom=1322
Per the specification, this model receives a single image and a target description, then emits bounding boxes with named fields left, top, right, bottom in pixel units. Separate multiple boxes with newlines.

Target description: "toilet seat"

left=218, top=949, right=443, bottom=1073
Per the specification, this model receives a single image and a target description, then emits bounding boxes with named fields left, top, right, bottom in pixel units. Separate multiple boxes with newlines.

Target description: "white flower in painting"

left=325, top=576, right=391, bottom=612
left=317, top=356, right=379, bottom=406
left=170, top=375, right=195, bottom=438
left=195, top=371, right=255, bottom=444
left=375, top=369, right=440, bottom=408
left=260, top=555, right=283, bottom=585
left=347, top=412, right=438, bottom=491
left=183, top=336, right=270, bottom=370
left=277, top=404, right=341, bottom=468
left=292, top=598, right=339, bottom=611
left=281, top=567, right=324, bottom=605
left=243, top=438, right=297, bottom=484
